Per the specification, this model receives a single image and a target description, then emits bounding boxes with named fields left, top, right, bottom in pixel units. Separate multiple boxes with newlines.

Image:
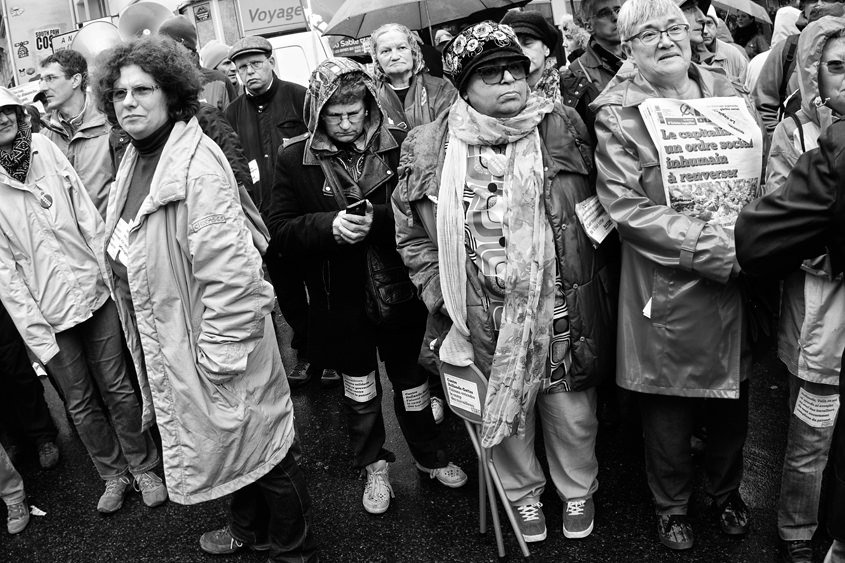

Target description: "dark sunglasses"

left=475, top=61, right=528, bottom=85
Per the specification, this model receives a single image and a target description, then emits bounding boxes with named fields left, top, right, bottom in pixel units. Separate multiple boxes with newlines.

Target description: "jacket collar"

left=594, top=63, right=729, bottom=109
left=45, top=96, right=108, bottom=139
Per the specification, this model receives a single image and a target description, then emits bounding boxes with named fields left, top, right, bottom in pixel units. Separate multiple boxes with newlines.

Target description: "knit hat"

left=443, top=21, right=529, bottom=91
left=200, top=41, right=231, bottom=70
left=229, top=35, right=273, bottom=62
left=500, top=10, right=559, bottom=50
left=158, top=15, right=198, bottom=52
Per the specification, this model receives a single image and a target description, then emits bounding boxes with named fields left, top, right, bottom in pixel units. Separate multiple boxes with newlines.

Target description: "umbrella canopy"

left=325, top=0, right=530, bottom=38
left=712, top=0, right=771, bottom=24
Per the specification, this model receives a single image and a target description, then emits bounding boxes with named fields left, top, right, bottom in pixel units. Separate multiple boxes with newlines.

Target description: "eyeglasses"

left=236, top=59, right=268, bottom=73
left=475, top=61, right=528, bottom=85
left=322, top=107, right=366, bottom=125
left=822, top=60, right=845, bottom=74
left=39, top=74, right=70, bottom=84
left=625, top=24, right=689, bottom=45
left=108, top=85, right=160, bottom=103
left=594, top=5, right=621, bottom=19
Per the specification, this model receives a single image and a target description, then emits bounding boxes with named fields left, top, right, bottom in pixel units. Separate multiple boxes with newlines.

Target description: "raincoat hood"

left=772, top=6, right=801, bottom=46
left=304, top=57, right=385, bottom=155
left=369, top=24, right=426, bottom=83
left=796, top=16, right=845, bottom=125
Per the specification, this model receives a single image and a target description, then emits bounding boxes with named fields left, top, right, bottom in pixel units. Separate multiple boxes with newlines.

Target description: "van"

left=268, top=30, right=332, bottom=86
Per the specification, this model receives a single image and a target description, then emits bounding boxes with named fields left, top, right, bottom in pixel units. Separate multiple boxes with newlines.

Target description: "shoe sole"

left=363, top=503, right=390, bottom=515
left=659, top=536, right=694, bottom=550
left=522, top=529, right=547, bottom=543
left=97, top=501, right=124, bottom=515
left=721, top=524, right=749, bottom=536
left=563, top=520, right=594, bottom=539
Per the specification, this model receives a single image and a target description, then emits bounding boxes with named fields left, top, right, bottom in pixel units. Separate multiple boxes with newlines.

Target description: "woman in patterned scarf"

left=393, top=21, right=615, bottom=546
left=369, top=23, right=457, bottom=131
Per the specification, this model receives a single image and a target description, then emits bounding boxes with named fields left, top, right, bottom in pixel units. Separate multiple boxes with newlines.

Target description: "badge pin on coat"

left=39, top=193, right=53, bottom=209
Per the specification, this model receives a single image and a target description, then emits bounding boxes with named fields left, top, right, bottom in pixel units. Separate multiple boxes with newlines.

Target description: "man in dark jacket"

left=735, top=118, right=845, bottom=563
left=224, top=36, right=321, bottom=386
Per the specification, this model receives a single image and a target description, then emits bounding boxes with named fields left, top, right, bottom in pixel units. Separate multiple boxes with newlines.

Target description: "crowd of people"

left=0, top=1, right=843, bottom=562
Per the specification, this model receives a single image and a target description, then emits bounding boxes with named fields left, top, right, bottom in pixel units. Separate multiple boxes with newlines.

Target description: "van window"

left=273, top=46, right=312, bottom=86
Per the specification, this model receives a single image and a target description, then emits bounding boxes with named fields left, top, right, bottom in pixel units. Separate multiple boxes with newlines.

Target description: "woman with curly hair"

left=94, top=37, right=317, bottom=561
left=369, top=23, right=457, bottom=131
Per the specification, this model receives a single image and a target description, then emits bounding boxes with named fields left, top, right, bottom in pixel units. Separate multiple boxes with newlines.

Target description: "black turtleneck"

left=121, top=120, right=174, bottom=223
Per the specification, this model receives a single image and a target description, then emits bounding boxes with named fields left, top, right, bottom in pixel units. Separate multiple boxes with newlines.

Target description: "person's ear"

left=544, top=44, right=550, bottom=57
left=583, top=18, right=594, bottom=34
left=621, top=41, right=633, bottom=59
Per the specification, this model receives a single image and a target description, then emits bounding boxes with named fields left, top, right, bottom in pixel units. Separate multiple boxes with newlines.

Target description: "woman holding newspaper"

left=591, top=0, right=765, bottom=552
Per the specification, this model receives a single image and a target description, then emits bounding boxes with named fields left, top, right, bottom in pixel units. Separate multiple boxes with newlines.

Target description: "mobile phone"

left=346, top=200, right=367, bottom=216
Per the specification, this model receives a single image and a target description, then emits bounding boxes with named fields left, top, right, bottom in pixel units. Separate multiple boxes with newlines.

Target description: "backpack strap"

left=777, top=35, right=800, bottom=120
left=787, top=112, right=806, bottom=153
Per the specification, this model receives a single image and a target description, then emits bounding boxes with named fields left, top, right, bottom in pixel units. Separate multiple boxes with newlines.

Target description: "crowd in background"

left=0, top=1, right=843, bottom=562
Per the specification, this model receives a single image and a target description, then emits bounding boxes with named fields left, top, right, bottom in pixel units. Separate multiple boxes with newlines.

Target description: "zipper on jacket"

left=322, top=260, right=331, bottom=311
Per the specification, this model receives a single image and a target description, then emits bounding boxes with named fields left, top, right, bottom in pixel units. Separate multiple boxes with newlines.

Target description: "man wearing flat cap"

left=224, top=36, right=320, bottom=388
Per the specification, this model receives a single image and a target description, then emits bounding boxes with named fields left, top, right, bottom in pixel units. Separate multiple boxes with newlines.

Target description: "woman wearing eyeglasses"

left=393, top=22, right=615, bottom=544
left=761, top=18, right=845, bottom=562
left=268, top=57, right=468, bottom=516
left=369, top=23, right=457, bottom=132
left=590, top=0, right=764, bottom=551
left=93, top=37, right=317, bottom=560
left=0, top=87, right=164, bottom=514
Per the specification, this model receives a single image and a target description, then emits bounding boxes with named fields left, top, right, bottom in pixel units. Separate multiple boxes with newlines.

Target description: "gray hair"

left=618, top=0, right=685, bottom=42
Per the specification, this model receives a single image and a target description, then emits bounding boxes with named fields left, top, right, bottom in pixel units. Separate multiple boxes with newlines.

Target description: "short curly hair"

left=41, top=49, right=89, bottom=91
left=93, top=36, right=202, bottom=127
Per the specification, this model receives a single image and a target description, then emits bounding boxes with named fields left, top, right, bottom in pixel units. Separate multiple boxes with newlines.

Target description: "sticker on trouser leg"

left=343, top=372, right=377, bottom=402
left=401, top=382, right=431, bottom=412
left=794, top=387, right=840, bottom=428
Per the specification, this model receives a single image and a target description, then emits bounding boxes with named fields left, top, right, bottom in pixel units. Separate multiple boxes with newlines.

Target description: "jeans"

left=778, top=375, right=838, bottom=541
left=0, top=301, right=57, bottom=447
left=229, top=449, right=318, bottom=563
left=0, top=443, right=24, bottom=505
left=638, top=381, right=749, bottom=515
left=47, top=300, right=159, bottom=480
left=492, top=387, right=599, bottom=505
left=341, top=303, right=448, bottom=470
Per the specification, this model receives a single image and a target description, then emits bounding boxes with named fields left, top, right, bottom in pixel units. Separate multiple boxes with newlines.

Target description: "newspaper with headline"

left=639, top=97, right=763, bottom=229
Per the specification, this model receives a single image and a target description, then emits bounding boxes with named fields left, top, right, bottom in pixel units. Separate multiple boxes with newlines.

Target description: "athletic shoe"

left=6, top=500, right=29, bottom=534
left=199, top=526, right=270, bottom=554
left=97, top=475, right=131, bottom=514
left=514, top=502, right=547, bottom=542
left=562, top=497, right=595, bottom=539
left=363, top=460, right=393, bottom=514
left=415, top=461, right=467, bottom=488
left=134, top=471, right=168, bottom=508
left=657, top=514, right=694, bottom=550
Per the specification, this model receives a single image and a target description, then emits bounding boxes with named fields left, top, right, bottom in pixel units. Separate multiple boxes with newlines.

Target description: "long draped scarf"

left=438, top=94, right=556, bottom=448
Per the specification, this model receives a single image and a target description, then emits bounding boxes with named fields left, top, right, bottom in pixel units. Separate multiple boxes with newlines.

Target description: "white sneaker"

left=363, top=460, right=393, bottom=514
left=415, top=461, right=468, bottom=488
left=431, top=396, right=445, bottom=424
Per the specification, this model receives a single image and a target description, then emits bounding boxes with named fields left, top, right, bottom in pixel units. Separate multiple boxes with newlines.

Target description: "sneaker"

left=657, top=514, right=694, bottom=550
left=320, top=368, right=341, bottom=388
left=781, top=539, right=813, bottom=563
left=415, top=461, right=468, bottom=488
left=363, top=460, right=394, bottom=514
left=37, top=441, right=59, bottom=470
left=514, top=502, right=547, bottom=542
left=562, top=497, right=595, bottom=539
left=431, top=396, right=445, bottom=424
left=6, top=500, right=29, bottom=534
left=134, top=471, right=168, bottom=508
left=199, top=526, right=270, bottom=554
left=288, top=359, right=312, bottom=388
left=97, top=475, right=131, bottom=514
left=718, top=491, right=750, bottom=535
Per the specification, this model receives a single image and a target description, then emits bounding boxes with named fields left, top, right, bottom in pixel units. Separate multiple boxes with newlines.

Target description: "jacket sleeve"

left=753, top=39, right=788, bottom=135
left=594, top=107, right=737, bottom=283
left=0, top=229, right=60, bottom=363
left=267, top=147, right=339, bottom=257
left=183, top=168, right=274, bottom=384
left=765, top=118, right=801, bottom=195
left=392, top=130, right=444, bottom=313
left=736, top=122, right=845, bottom=276
left=432, top=78, right=458, bottom=121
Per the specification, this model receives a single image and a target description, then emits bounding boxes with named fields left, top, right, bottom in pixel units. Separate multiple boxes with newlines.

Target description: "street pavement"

left=0, top=318, right=835, bottom=563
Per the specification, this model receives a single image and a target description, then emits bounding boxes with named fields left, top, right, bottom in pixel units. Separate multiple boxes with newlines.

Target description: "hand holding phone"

left=346, top=199, right=367, bottom=216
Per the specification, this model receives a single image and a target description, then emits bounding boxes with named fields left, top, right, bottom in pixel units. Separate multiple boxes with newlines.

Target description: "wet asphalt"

left=0, top=316, right=835, bottom=563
